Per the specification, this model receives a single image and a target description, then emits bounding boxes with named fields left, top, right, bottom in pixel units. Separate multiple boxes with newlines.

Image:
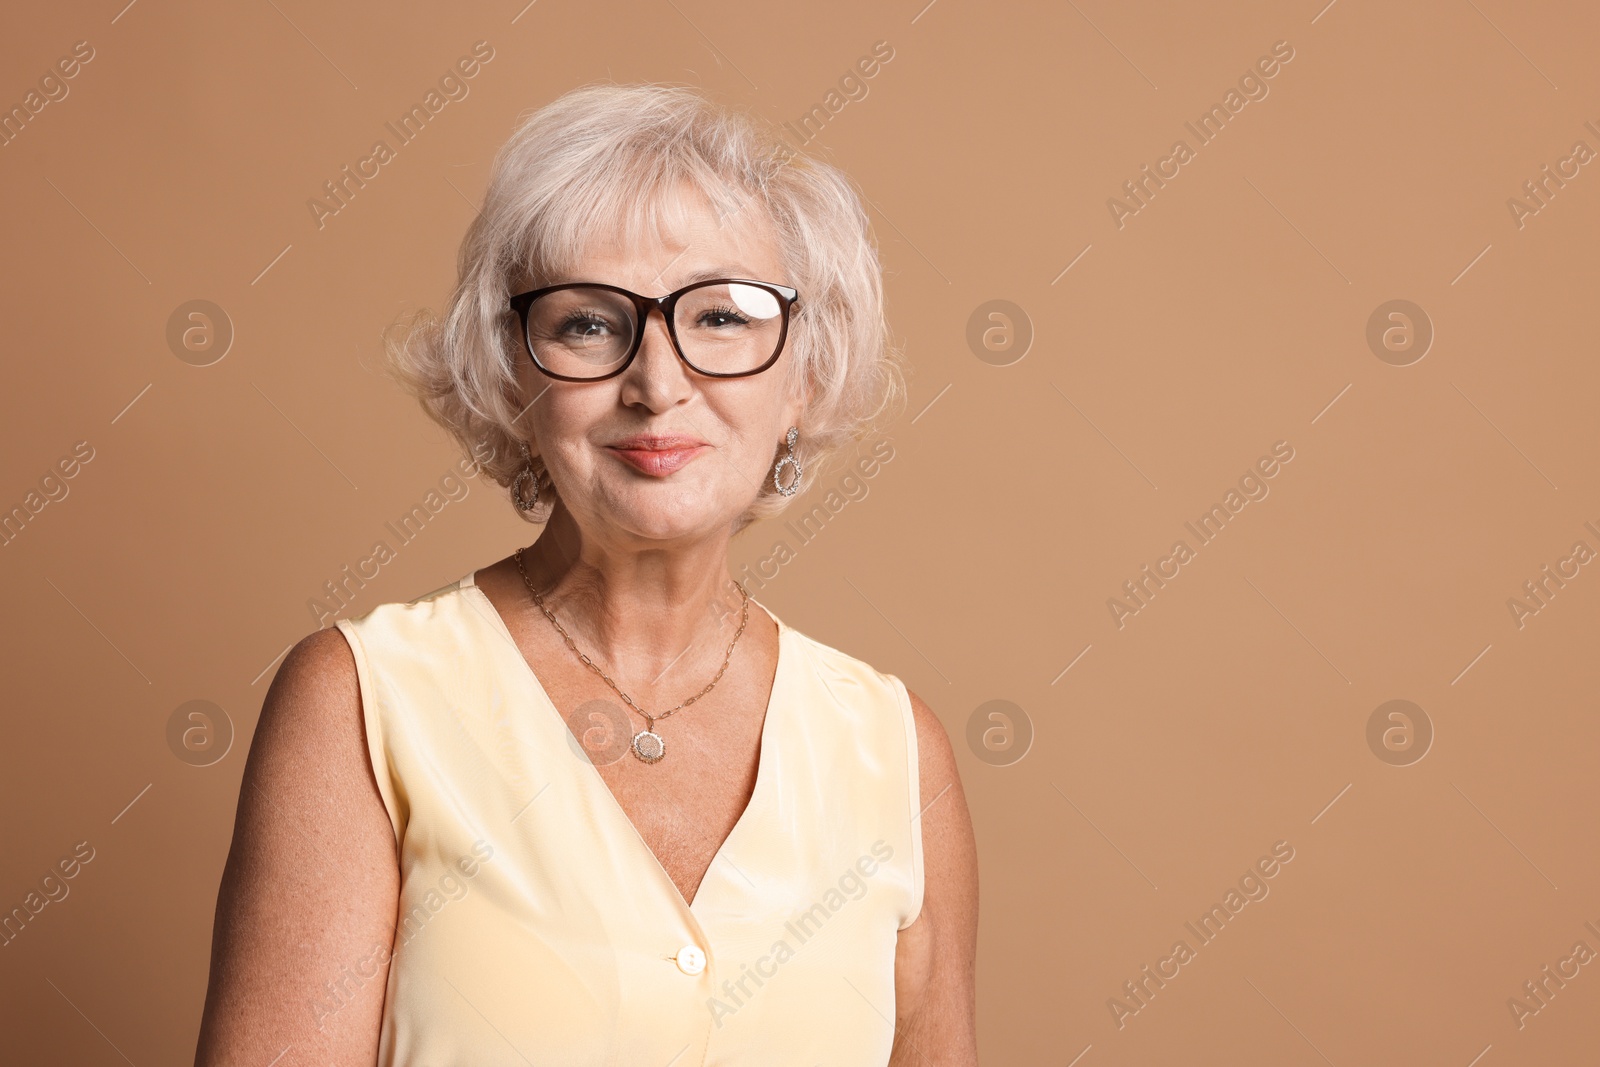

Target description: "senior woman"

left=195, top=84, right=977, bottom=1065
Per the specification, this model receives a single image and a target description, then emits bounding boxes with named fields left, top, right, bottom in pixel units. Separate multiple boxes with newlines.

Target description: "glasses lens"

left=673, top=282, right=785, bottom=375
left=525, top=287, right=637, bottom=378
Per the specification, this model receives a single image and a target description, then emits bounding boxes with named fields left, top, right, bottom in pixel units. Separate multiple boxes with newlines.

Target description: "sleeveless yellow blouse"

left=335, top=570, right=924, bottom=1065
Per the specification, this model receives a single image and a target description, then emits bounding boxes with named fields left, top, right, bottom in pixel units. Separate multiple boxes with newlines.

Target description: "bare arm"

left=891, top=688, right=980, bottom=1065
left=194, top=627, right=400, bottom=1065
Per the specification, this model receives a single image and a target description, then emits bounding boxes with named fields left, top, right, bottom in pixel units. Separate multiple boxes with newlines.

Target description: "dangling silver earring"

left=513, top=441, right=541, bottom=511
left=773, top=426, right=803, bottom=497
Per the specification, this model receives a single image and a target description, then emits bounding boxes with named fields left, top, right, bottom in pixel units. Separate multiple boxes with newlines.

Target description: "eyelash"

left=556, top=305, right=751, bottom=331
left=695, top=304, right=749, bottom=326
left=559, top=311, right=610, bottom=328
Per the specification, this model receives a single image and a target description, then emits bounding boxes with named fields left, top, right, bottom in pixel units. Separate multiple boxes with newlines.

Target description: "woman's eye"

left=562, top=315, right=612, bottom=336
left=697, top=306, right=750, bottom=328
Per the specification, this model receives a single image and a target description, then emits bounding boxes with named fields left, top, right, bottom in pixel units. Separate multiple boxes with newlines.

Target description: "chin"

left=603, top=482, right=734, bottom=541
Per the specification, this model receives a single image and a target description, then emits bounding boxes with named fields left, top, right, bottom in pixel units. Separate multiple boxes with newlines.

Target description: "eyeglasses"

left=507, top=278, right=801, bottom=382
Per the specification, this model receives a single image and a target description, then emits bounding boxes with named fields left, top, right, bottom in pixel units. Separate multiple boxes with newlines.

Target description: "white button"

left=675, top=945, right=706, bottom=976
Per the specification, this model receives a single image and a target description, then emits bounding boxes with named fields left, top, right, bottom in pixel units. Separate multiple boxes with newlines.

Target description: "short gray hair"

left=385, top=82, right=906, bottom=531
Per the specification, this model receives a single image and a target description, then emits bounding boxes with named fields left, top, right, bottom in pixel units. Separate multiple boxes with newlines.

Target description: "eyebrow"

left=678, top=264, right=756, bottom=284
left=542, top=264, right=764, bottom=291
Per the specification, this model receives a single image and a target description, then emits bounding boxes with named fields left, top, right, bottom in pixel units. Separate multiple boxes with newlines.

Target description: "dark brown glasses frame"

left=507, top=278, right=801, bottom=383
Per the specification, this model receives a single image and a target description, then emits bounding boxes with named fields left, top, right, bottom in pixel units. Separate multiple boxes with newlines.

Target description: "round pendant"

left=631, top=730, right=666, bottom=763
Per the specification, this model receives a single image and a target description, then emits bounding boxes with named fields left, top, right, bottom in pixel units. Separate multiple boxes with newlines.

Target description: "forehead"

left=543, top=183, right=788, bottom=295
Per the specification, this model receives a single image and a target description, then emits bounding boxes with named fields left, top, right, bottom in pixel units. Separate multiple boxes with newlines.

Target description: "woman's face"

left=518, top=189, right=806, bottom=547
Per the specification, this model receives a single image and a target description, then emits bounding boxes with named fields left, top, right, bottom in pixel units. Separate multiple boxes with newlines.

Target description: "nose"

left=619, top=304, right=693, bottom=411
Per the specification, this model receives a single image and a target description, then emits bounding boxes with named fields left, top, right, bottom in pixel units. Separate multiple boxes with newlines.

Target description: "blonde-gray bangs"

left=385, top=82, right=906, bottom=532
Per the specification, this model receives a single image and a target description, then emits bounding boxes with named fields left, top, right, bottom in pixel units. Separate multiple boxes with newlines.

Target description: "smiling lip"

left=605, top=435, right=710, bottom=477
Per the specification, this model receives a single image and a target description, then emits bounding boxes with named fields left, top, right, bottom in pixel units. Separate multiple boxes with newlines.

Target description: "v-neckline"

left=464, top=569, right=788, bottom=915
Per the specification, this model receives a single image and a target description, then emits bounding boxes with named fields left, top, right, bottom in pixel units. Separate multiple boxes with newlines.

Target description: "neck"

left=515, top=502, right=753, bottom=695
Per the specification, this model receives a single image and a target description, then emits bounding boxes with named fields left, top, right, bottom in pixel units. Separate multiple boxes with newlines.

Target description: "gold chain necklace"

left=514, top=547, right=751, bottom=764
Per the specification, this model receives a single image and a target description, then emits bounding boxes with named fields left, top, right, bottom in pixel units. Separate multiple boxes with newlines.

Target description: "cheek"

left=532, top=391, right=606, bottom=458
left=710, top=393, right=788, bottom=466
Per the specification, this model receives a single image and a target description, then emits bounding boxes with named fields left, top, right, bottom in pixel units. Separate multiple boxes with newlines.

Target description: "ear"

left=500, top=304, right=547, bottom=425
left=781, top=380, right=813, bottom=433
left=501, top=372, right=544, bottom=458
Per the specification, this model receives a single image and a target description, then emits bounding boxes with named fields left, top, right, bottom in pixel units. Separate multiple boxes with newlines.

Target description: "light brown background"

left=3, top=0, right=1598, bottom=1063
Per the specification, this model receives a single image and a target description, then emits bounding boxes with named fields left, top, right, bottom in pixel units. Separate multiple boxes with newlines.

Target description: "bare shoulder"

left=901, top=687, right=975, bottom=888
left=235, top=625, right=381, bottom=814
left=891, top=687, right=979, bottom=1065
left=904, top=687, right=960, bottom=793
left=259, top=626, right=362, bottom=747
left=282, top=623, right=359, bottom=686
left=193, top=626, right=398, bottom=1063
